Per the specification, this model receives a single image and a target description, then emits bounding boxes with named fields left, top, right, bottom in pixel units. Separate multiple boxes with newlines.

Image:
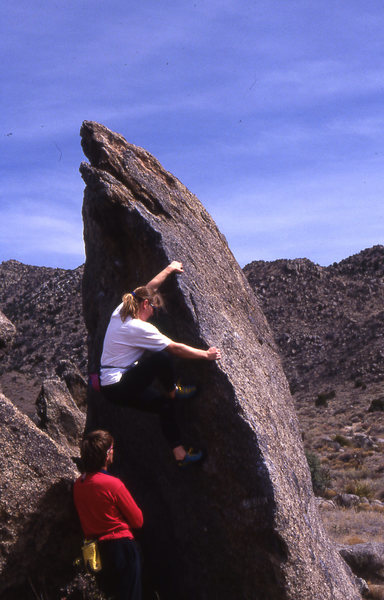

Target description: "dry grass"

left=321, top=506, right=384, bottom=544
left=342, top=534, right=367, bottom=545
left=332, top=471, right=384, bottom=499
left=366, top=584, right=384, bottom=600
left=333, top=434, right=352, bottom=447
left=357, top=504, right=384, bottom=514
left=344, top=479, right=375, bottom=499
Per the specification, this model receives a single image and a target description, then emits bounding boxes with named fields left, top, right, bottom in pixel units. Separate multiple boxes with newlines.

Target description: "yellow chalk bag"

left=81, top=539, right=102, bottom=572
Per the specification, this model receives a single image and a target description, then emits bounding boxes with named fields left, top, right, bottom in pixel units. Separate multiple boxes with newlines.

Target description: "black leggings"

left=97, top=537, right=141, bottom=600
left=101, top=350, right=182, bottom=449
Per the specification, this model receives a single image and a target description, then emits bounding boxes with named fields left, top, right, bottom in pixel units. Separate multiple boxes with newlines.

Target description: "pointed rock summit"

left=80, top=121, right=361, bottom=600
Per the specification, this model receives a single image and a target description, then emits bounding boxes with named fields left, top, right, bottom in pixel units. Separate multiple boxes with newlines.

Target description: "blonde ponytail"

left=120, top=286, right=164, bottom=321
left=120, top=292, right=139, bottom=321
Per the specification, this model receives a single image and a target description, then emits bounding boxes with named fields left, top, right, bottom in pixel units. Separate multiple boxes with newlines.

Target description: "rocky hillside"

left=0, top=260, right=87, bottom=415
left=244, top=245, right=384, bottom=394
left=244, top=245, right=384, bottom=527
left=4, top=244, right=383, bottom=404
left=0, top=259, right=87, bottom=375
left=2, top=245, right=383, bottom=421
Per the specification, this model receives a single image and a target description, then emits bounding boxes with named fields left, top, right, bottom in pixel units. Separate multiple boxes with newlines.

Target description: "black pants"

left=101, top=350, right=182, bottom=448
left=98, top=537, right=141, bottom=600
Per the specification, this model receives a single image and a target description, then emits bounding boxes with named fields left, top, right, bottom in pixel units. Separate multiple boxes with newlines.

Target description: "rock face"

left=80, top=121, right=361, bottom=600
left=0, top=291, right=87, bottom=598
left=35, top=377, right=86, bottom=451
left=339, top=542, right=384, bottom=582
left=0, top=393, right=80, bottom=599
left=56, top=359, right=88, bottom=410
left=0, top=259, right=87, bottom=418
left=0, top=260, right=87, bottom=380
left=0, top=309, right=16, bottom=356
left=242, top=252, right=384, bottom=496
left=243, top=247, right=384, bottom=393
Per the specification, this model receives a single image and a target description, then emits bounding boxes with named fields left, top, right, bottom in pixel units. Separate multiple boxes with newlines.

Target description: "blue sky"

left=1, top=1, right=383, bottom=269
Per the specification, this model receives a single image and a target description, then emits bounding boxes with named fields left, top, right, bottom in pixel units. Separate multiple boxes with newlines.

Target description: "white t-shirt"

left=100, top=303, right=172, bottom=386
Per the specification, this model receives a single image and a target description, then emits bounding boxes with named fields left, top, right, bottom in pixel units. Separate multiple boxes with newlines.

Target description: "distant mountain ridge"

left=243, top=245, right=384, bottom=393
left=2, top=245, right=384, bottom=396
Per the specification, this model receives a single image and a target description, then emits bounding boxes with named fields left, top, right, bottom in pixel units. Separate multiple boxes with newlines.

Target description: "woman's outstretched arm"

left=167, top=342, right=221, bottom=361
left=146, top=261, right=184, bottom=293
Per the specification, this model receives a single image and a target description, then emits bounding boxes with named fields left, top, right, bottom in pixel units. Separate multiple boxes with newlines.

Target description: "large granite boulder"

left=339, top=542, right=384, bottom=582
left=56, top=359, right=88, bottom=410
left=35, top=377, right=86, bottom=451
left=79, top=121, right=361, bottom=600
left=0, top=393, right=80, bottom=599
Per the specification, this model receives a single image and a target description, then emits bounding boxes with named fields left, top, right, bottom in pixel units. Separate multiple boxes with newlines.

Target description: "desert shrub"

left=333, top=434, right=352, bottom=447
left=366, top=584, right=384, bottom=600
left=368, top=397, right=384, bottom=412
left=315, top=390, right=335, bottom=407
left=323, top=488, right=337, bottom=499
left=354, top=379, right=367, bottom=389
left=345, top=479, right=374, bottom=499
left=315, top=396, right=328, bottom=407
left=338, top=451, right=354, bottom=463
left=305, top=451, right=331, bottom=496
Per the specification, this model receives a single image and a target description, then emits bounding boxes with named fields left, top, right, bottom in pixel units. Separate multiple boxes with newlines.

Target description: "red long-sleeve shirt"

left=73, top=470, right=143, bottom=541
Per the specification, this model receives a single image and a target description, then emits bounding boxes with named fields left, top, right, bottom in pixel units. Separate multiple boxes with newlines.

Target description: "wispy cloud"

left=0, top=206, right=84, bottom=267
left=0, top=170, right=85, bottom=268
left=208, top=162, right=384, bottom=267
left=1, top=0, right=383, bottom=268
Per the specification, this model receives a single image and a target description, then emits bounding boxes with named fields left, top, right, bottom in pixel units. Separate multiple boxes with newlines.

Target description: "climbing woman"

left=100, top=261, right=221, bottom=467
